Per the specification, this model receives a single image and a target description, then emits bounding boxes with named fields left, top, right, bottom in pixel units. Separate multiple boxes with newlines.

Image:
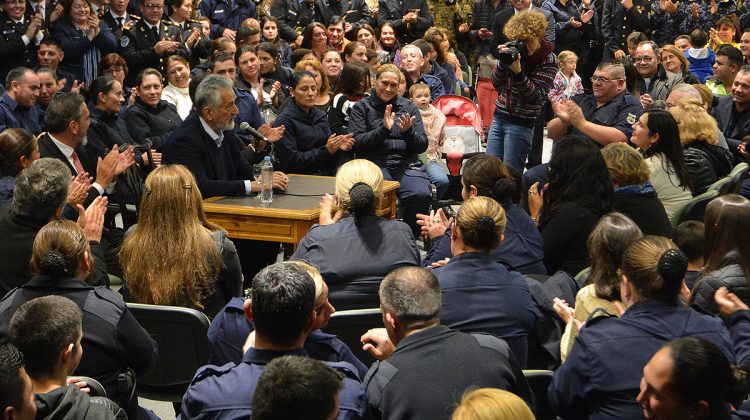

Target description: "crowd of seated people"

left=4, top=0, right=750, bottom=417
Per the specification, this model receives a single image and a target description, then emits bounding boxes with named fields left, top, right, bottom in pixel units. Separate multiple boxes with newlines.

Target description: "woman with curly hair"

left=119, top=164, right=242, bottom=318
left=486, top=10, right=556, bottom=172
left=669, top=99, right=733, bottom=195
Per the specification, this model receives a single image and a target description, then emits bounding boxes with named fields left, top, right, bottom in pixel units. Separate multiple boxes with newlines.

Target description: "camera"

left=498, top=40, right=526, bottom=66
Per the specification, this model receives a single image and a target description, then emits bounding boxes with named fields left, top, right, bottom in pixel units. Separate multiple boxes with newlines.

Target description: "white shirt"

left=48, top=134, right=106, bottom=195
left=199, top=117, right=253, bottom=195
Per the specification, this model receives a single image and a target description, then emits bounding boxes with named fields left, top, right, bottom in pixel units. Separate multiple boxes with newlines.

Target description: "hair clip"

left=144, top=187, right=152, bottom=195
left=183, top=184, right=193, bottom=190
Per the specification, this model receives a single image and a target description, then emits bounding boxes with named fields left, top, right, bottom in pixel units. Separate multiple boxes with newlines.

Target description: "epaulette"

left=163, top=19, right=180, bottom=26
left=191, top=362, right=236, bottom=384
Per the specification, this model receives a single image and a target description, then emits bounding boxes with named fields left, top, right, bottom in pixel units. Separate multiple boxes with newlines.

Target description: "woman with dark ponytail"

left=550, top=236, right=737, bottom=419
left=637, top=336, right=750, bottom=419
left=421, top=154, right=545, bottom=275
left=433, top=196, right=537, bottom=367
left=292, top=159, right=420, bottom=310
left=0, top=220, right=156, bottom=408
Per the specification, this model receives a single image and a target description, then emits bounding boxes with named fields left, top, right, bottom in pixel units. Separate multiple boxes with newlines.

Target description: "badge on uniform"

left=121, top=35, right=130, bottom=47
left=626, top=113, right=637, bottom=125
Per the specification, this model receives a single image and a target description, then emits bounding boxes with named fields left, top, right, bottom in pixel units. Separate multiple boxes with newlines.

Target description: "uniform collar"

left=241, top=347, right=307, bottom=365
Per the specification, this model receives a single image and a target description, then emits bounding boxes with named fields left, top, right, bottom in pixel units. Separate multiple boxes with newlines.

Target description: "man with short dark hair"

left=633, top=41, right=683, bottom=109
left=361, top=266, right=533, bottom=419
left=707, top=45, right=743, bottom=96
left=0, top=343, right=36, bottom=420
left=9, top=296, right=125, bottom=419
left=713, top=65, right=750, bottom=160
left=0, top=67, right=41, bottom=135
left=236, top=25, right=261, bottom=48
left=252, top=356, right=344, bottom=420
left=35, top=38, right=77, bottom=92
left=548, top=59, right=644, bottom=146
left=179, top=262, right=367, bottom=419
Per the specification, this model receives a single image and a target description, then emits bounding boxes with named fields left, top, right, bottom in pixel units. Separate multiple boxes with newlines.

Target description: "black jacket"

left=377, top=0, right=434, bottom=43
left=0, top=13, right=38, bottom=82
left=120, top=19, right=189, bottom=87
left=273, top=100, right=338, bottom=174
left=691, top=255, right=749, bottom=315
left=613, top=186, right=672, bottom=237
left=162, top=113, right=253, bottom=198
left=349, top=90, right=427, bottom=170
left=712, top=96, right=750, bottom=160
left=124, top=97, right=182, bottom=151
left=469, top=0, right=511, bottom=56
left=683, top=141, right=733, bottom=195
left=87, top=106, right=133, bottom=158
left=0, top=275, right=158, bottom=400
left=35, top=386, right=126, bottom=420
left=0, top=208, right=109, bottom=297
left=38, top=134, right=102, bottom=207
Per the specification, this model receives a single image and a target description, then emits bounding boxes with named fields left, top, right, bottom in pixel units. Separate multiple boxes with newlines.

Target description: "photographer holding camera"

left=487, top=9, right=556, bottom=171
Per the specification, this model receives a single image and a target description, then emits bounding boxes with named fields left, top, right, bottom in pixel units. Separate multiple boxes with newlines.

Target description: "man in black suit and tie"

left=0, top=0, right=44, bottom=82
left=102, top=0, right=138, bottom=44
left=162, top=75, right=289, bottom=285
left=38, top=92, right=134, bottom=276
left=25, top=0, right=59, bottom=29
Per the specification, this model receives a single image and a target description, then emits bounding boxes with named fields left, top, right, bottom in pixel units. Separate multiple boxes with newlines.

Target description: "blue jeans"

left=486, top=115, right=534, bottom=172
left=425, top=160, right=449, bottom=200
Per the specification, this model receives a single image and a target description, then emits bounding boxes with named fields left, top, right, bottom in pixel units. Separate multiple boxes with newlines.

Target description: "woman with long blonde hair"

left=119, top=164, right=242, bottom=317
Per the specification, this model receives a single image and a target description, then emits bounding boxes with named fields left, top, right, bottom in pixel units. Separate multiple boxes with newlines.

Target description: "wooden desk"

left=203, top=174, right=400, bottom=244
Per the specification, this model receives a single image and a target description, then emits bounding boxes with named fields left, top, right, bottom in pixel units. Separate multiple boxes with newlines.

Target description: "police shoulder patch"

left=121, top=35, right=130, bottom=47
left=626, top=113, right=637, bottom=125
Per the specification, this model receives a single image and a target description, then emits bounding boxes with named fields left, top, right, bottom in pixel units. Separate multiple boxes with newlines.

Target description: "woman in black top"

left=88, top=76, right=161, bottom=167
left=124, top=68, right=182, bottom=152
left=528, top=135, right=614, bottom=275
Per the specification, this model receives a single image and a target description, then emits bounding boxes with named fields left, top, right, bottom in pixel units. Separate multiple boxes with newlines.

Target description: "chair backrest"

left=322, top=308, right=382, bottom=367
left=677, top=189, right=719, bottom=226
left=126, top=303, right=211, bottom=402
left=523, top=369, right=555, bottom=420
left=723, top=163, right=750, bottom=195
left=707, top=175, right=731, bottom=194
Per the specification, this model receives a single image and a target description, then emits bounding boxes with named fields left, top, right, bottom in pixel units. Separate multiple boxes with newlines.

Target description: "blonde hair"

left=455, top=196, right=507, bottom=252
left=335, top=159, right=383, bottom=212
left=601, top=143, right=650, bottom=186
left=119, top=165, right=222, bottom=309
left=408, top=82, right=430, bottom=98
left=286, top=260, right=325, bottom=300
left=669, top=99, right=718, bottom=145
left=295, top=58, right=330, bottom=96
left=621, top=236, right=682, bottom=301
left=692, top=84, right=714, bottom=111
left=452, top=388, right=535, bottom=420
left=504, top=10, right=547, bottom=42
left=376, top=63, right=401, bottom=80
left=660, top=44, right=690, bottom=73
left=557, top=50, right=578, bottom=68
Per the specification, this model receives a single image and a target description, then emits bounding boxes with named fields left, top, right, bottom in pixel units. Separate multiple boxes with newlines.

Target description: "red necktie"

left=71, top=151, right=86, bottom=175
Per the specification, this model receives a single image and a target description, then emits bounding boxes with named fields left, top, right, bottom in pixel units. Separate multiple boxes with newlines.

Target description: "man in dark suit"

left=162, top=75, right=289, bottom=285
left=102, top=0, right=139, bottom=44
left=121, top=0, right=187, bottom=87
left=25, top=0, right=58, bottom=29
left=38, top=92, right=134, bottom=276
left=713, top=67, right=750, bottom=162
left=0, top=0, right=44, bottom=82
left=0, top=158, right=110, bottom=297
left=270, top=0, right=322, bottom=46
left=317, top=0, right=374, bottom=40
left=377, top=0, right=433, bottom=44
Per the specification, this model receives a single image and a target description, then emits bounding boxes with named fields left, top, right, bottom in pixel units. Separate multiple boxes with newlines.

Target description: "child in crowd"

left=409, top=83, right=449, bottom=200
left=686, top=29, right=715, bottom=83
left=548, top=51, right=584, bottom=103
left=673, top=220, right=705, bottom=290
left=626, top=32, right=648, bottom=61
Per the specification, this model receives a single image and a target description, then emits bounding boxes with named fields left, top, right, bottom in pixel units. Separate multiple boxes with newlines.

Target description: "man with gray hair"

left=360, top=266, right=533, bottom=419
left=163, top=75, right=290, bottom=283
left=0, top=158, right=109, bottom=296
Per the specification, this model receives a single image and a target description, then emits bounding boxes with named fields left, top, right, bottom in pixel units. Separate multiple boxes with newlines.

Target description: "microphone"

left=239, top=122, right=269, bottom=142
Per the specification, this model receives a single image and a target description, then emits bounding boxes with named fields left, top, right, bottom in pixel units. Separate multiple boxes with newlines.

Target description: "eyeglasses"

left=634, top=56, right=655, bottom=63
left=143, top=3, right=163, bottom=8
left=590, top=76, right=620, bottom=84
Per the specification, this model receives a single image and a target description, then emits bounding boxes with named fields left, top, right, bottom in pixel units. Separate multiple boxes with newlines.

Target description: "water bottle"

left=260, top=156, right=274, bottom=204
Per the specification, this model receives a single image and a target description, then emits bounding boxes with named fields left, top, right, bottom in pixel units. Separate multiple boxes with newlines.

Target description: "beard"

left=223, top=119, right=235, bottom=132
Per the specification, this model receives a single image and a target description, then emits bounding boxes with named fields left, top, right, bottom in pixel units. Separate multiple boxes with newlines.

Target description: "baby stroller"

left=432, top=95, right=485, bottom=202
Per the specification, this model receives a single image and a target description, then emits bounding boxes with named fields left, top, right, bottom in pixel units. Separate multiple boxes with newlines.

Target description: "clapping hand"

left=319, top=193, right=342, bottom=225
left=67, top=172, right=92, bottom=207
left=715, top=287, right=750, bottom=318
left=76, top=195, right=108, bottom=243
left=396, top=114, right=416, bottom=133
left=416, top=208, right=451, bottom=239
